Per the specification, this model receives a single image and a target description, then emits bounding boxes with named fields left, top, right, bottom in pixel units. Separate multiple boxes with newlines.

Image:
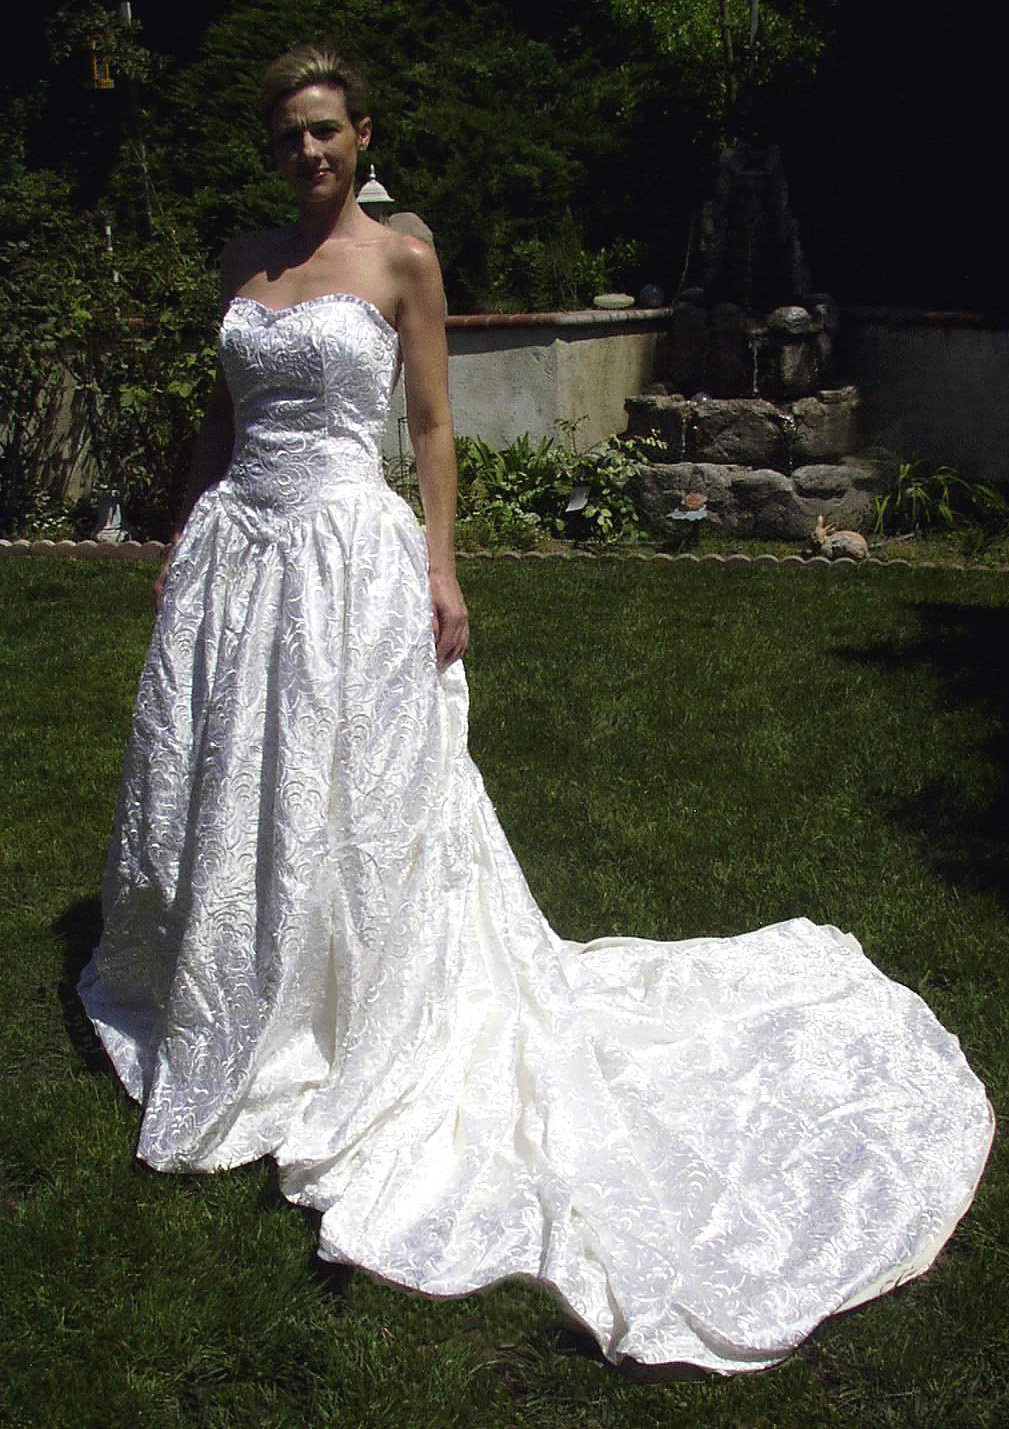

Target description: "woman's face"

left=270, top=84, right=371, bottom=205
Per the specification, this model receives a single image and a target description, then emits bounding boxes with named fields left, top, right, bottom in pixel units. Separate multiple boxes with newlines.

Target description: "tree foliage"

left=1, top=0, right=837, bottom=534
left=603, top=2, right=831, bottom=140
left=0, top=12, right=218, bottom=538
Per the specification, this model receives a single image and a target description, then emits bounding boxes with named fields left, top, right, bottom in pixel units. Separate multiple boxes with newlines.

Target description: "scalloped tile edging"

left=455, top=550, right=998, bottom=570
left=1, top=537, right=1004, bottom=574
left=0, top=538, right=168, bottom=562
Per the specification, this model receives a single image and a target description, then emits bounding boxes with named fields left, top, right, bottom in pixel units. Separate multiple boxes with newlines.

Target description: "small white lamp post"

left=357, top=165, right=395, bottom=223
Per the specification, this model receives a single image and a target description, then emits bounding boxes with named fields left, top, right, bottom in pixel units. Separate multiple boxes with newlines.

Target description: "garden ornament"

left=811, top=514, right=869, bottom=560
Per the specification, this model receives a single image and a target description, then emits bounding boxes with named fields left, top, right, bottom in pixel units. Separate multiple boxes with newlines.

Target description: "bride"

left=79, top=42, right=993, bottom=1375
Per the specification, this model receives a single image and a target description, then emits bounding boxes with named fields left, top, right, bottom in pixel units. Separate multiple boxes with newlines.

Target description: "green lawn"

left=1, top=556, right=1006, bottom=1428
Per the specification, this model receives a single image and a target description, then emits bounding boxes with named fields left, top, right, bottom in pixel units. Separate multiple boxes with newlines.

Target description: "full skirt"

left=81, top=478, right=994, bottom=1373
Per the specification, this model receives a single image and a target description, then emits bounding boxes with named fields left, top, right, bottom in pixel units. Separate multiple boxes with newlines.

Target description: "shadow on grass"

left=53, top=896, right=112, bottom=1074
left=841, top=599, right=1009, bottom=912
left=487, top=1319, right=714, bottom=1387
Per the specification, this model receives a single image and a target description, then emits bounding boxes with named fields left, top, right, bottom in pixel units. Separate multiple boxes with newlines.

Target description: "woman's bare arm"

left=153, top=366, right=235, bottom=607
left=396, top=238, right=469, bottom=667
left=174, top=368, right=235, bottom=533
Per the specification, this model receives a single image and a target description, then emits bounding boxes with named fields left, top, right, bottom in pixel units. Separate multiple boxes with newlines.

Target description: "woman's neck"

left=294, top=195, right=371, bottom=247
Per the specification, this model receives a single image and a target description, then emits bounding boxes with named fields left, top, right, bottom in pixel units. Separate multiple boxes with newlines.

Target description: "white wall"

left=385, top=309, right=671, bottom=459
left=840, top=313, right=1009, bottom=481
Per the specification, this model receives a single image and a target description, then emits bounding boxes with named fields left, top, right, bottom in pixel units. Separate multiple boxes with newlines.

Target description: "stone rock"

left=703, top=330, right=751, bottom=397
left=666, top=303, right=708, bottom=387
left=727, top=469, right=807, bottom=538
left=658, top=287, right=838, bottom=401
left=768, top=305, right=813, bottom=335
left=711, top=302, right=747, bottom=332
left=690, top=397, right=785, bottom=466
left=632, top=462, right=739, bottom=528
left=625, top=393, right=690, bottom=459
left=791, top=465, right=879, bottom=532
left=839, top=455, right=886, bottom=488
left=815, top=329, right=833, bottom=376
left=792, top=387, right=858, bottom=461
left=387, top=211, right=435, bottom=247
left=805, top=292, right=840, bottom=334
left=775, top=339, right=820, bottom=398
left=627, top=391, right=863, bottom=470
left=632, top=455, right=882, bottom=541
left=792, top=464, right=852, bottom=497
left=701, top=144, right=811, bottom=310
left=626, top=368, right=884, bottom=539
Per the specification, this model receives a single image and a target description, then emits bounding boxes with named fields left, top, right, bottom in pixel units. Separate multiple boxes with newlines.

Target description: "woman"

left=154, top=47, right=468, bottom=665
left=81, top=43, right=993, bottom=1375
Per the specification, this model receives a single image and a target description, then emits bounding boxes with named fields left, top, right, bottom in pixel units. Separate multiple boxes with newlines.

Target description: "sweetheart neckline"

left=225, top=292, right=398, bottom=343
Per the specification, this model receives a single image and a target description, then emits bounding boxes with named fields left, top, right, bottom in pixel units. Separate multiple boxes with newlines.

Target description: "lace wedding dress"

left=80, top=293, right=993, bottom=1373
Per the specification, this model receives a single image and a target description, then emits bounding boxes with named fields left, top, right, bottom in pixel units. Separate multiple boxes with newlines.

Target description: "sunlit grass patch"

left=1, top=556, right=1006, bottom=1428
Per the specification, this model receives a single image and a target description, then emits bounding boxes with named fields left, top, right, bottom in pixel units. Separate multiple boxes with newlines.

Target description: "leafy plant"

left=483, top=217, right=642, bottom=313
left=454, top=433, right=561, bottom=550
left=70, top=230, right=219, bottom=538
left=0, top=292, right=72, bottom=537
left=452, top=424, right=662, bottom=550
left=1, top=14, right=219, bottom=542
left=872, top=456, right=1007, bottom=538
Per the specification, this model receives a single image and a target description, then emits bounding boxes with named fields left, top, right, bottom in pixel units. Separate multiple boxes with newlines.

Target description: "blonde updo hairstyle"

left=260, top=43, right=369, bottom=129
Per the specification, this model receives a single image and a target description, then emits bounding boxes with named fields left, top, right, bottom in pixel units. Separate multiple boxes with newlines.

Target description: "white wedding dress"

left=80, top=293, right=993, bottom=1373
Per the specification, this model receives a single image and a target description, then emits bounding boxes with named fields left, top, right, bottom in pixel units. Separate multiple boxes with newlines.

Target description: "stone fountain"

left=628, top=145, right=881, bottom=540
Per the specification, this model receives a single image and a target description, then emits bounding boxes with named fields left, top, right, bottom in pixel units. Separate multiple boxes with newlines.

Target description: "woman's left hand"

left=153, top=537, right=178, bottom=610
left=430, top=570, right=469, bottom=668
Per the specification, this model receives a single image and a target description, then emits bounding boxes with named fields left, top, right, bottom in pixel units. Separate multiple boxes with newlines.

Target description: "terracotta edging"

left=0, top=538, right=169, bottom=562
left=446, top=306, right=675, bottom=330
left=3, top=537, right=1005, bottom=574
left=842, top=305, right=1009, bottom=332
left=457, top=552, right=980, bottom=569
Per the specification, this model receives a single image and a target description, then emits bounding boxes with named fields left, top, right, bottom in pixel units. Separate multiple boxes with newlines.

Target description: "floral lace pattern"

left=80, top=295, right=993, bottom=1372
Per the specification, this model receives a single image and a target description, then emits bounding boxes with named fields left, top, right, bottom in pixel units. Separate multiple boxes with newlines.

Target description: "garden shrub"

left=872, top=456, right=1008, bottom=538
left=452, top=425, right=660, bottom=550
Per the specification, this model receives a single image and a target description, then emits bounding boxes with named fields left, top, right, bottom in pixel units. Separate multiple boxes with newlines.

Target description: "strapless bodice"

left=218, top=294, right=401, bottom=520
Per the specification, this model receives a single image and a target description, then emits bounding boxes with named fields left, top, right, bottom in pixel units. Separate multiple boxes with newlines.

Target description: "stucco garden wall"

left=839, top=310, right=1009, bottom=482
left=388, top=307, right=1009, bottom=486
left=384, top=307, right=673, bottom=460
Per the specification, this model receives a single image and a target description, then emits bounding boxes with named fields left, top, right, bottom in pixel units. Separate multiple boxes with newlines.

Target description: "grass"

left=1, top=555, right=1007, bottom=1428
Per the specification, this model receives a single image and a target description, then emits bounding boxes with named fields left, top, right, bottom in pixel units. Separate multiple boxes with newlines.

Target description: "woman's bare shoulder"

left=381, top=227, right=438, bottom=274
left=378, top=228, right=442, bottom=310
